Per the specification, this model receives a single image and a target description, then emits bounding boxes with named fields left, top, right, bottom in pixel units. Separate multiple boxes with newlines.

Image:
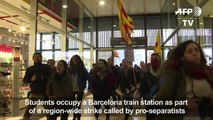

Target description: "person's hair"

left=151, top=53, right=161, bottom=60
left=33, top=52, right=42, bottom=60
left=122, top=59, right=128, bottom=62
left=69, top=54, right=84, bottom=67
left=107, top=57, right=112, bottom=61
left=167, top=49, right=173, bottom=59
left=47, top=59, right=55, bottom=64
left=163, top=40, right=206, bottom=71
left=98, top=59, right=108, bottom=67
left=58, top=60, right=68, bottom=71
left=92, top=63, right=96, bottom=67
left=98, top=59, right=110, bottom=72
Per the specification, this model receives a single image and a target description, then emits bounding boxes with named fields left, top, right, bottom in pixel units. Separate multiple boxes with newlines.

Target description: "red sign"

left=14, top=57, right=20, bottom=61
left=0, top=44, right=13, bottom=53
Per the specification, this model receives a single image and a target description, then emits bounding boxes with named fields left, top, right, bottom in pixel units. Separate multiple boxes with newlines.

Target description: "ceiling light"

left=20, top=26, right=26, bottom=32
left=62, top=5, right=67, bottom=8
left=8, top=27, right=12, bottom=32
left=113, top=24, right=116, bottom=27
left=200, top=22, right=203, bottom=25
left=173, top=3, right=175, bottom=6
left=99, top=0, right=105, bottom=6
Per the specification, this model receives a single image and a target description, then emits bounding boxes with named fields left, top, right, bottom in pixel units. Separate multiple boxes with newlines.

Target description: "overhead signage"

left=111, top=37, right=147, bottom=46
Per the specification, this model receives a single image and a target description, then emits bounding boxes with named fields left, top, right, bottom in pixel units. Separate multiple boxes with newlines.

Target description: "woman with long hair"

left=155, top=40, right=213, bottom=120
left=91, top=59, right=115, bottom=120
left=68, top=55, right=89, bottom=120
left=46, top=60, right=73, bottom=120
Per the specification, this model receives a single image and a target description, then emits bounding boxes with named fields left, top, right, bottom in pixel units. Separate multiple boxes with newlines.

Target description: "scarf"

left=69, top=63, right=84, bottom=75
left=55, top=72, right=66, bottom=81
left=184, top=62, right=213, bottom=87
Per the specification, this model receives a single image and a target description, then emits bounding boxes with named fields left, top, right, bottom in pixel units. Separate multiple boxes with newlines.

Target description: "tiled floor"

left=4, top=93, right=146, bottom=120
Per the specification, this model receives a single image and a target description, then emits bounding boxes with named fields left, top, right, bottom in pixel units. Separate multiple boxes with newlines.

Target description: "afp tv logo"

left=175, top=6, right=202, bottom=26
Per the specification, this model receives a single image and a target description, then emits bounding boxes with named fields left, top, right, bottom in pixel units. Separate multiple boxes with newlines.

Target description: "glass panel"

left=133, top=49, right=145, bottom=66
left=163, top=29, right=178, bottom=46
left=98, top=18, right=112, bottom=48
left=147, top=29, right=159, bottom=46
left=54, top=51, right=67, bottom=61
left=67, top=50, right=79, bottom=62
left=68, top=36, right=79, bottom=49
left=36, top=33, right=40, bottom=50
left=146, top=16, right=161, bottom=46
left=98, top=31, right=111, bottom=48
left=147, top=50, right=154, bottom=63
left=179, top=29, right=196, bottom=41
left=98, top=51, right=112, bottom=60
left=163, top=48, right=170, bottom=61
left=203, top=47, right=213, bottom=65
left=114, top=49, right=124, bottom=66
left=198, top=29, right=212, bottom=46
left=42, top=34, right=53, bottom=49
left=42, top=51, right=53, bottom=62
left=54, top=34, right=61, bottom=49
left=83, top=50, right=90, bottom=71
left=83, top=32, right=91, bottom=48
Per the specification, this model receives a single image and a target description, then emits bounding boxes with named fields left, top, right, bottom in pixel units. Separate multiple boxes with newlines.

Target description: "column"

left=78, top=4, right=84, bottom=58
left=12, top=47, right=21, bottom=116
left=90, top=17, right=94, bottom=67
left=61, top=0, right=67, bottom=60
left=28, top=0, right=38, bottom=66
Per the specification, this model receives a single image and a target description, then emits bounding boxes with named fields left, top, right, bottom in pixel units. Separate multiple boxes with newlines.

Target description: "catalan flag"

left=117, top=0, right=134, bottom=45
left=154, top=30, right=161, bottom=54
left=113, top=50, right=119, bottom=58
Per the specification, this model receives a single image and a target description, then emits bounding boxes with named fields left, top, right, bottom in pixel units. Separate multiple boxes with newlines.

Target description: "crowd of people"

left=22, top=40, right=213, bottom=120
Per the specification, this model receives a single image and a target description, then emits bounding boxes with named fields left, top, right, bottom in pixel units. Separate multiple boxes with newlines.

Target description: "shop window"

left=42, top=34, right=53, bottom=50
left=42, top=51, right=53, bottom=62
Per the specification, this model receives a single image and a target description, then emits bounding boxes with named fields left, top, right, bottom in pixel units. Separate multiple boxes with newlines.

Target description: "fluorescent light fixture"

left=20, top=26, right=26, bottom=32
left=99, top=0, right=105, bottom=6
left=8, top=27, right=12, bottom=32
left=62, top=5, right=67, bottom=8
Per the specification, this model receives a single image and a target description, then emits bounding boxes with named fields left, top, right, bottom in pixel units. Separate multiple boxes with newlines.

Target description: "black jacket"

left=23, top=63, right=51, bottom=95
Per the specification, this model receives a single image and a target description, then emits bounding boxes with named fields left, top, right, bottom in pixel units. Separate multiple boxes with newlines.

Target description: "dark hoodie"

left=23, top=61, right=51, bottom=96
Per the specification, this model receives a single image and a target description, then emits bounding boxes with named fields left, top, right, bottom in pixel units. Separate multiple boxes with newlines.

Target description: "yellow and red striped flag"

left=117, top=0, right=134, bottom=45
left=113, top=50, right=119, bottom=58
left=154, top=30, right=161, bottom=54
